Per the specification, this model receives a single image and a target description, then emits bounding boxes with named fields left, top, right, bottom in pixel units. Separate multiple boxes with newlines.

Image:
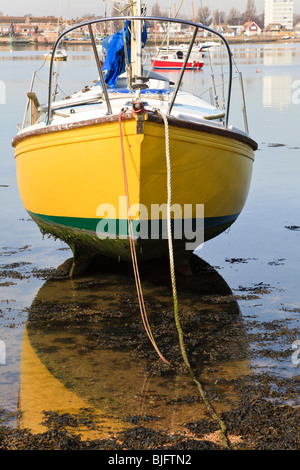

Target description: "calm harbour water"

left=0, top=42, right=299, bottom=440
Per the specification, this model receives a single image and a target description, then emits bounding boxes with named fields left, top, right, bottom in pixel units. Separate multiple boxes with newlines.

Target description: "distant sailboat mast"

left=167, top=0, right=171, bottom=50
left=9, top=23, right=13, bottom=53
left=191, top=0, right=196, bottom=22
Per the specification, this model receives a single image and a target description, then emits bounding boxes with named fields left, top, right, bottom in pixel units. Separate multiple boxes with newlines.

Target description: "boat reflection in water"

left=19, top=254, right=250, bottom=440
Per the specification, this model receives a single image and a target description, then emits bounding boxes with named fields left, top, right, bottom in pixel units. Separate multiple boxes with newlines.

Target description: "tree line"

left=196, top=0, right=263, bottom=27
left=150, top=0, right=300, bottom=29
left=79, top=2, right=300, bottom=30
left=150, top=0, right=262, bottom=27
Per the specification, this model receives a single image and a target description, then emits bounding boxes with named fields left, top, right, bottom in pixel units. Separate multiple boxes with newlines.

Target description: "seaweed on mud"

left=42, top=409, right=102, bottom=431
left=122, top=415, right=164, bottom=425
left=185, top=418, right=219, bottom=437
left=225, top=258, right=258, bottom=264
left=1, top=367, right=299, bottom=450
left=222, top=398, right=300, bottom=450
left=0, top=269, right=30, bottom=280
left=267, top=143, right=286, bottom=147
left=0, top=425, right=123, bottom=450
left=234, top=282, right=273, bottom=295
left=285, top=225, right=300, bottom=231
left=268, top=259, right=285, bottom=266
left=184, top=372, right=300, bottom=450
left=1, top=256, right=299, bottom=450
left=116, top=426, right=169, bottom=450
left=159, top=437, right=222, bottom=450
left=0, top=261, right=55, bottom=282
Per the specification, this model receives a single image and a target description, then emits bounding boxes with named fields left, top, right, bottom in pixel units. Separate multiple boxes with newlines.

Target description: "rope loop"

left=132, top=101, right=145, bottom=114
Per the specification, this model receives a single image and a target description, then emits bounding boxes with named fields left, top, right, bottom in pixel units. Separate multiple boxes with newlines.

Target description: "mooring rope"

left=118, top=107, right=230, bottom=448
left=158, top=110, right=230, bottom=449
left=118, top=110, right=170, bottom=365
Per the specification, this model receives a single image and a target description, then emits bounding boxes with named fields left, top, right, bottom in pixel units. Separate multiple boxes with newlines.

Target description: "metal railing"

left=45, top=17, right=233, bottom=128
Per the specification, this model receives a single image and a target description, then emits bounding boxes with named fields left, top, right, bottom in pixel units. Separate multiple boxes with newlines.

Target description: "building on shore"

left=213, top=24, right=236, bottom=37
left=243, top=21, right=262, bottom=36
left=0, top=15, right=111, bottom=42
left=264, top=0, right=294, bottom=30
left=0, top=16, right=63, bottom=35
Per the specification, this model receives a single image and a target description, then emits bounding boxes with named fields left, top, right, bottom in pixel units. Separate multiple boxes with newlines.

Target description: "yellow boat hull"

left=13, top=113, right=256, bottom=268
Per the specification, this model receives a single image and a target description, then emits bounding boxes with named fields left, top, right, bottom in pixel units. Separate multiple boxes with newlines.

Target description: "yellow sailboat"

left=12, top=7, right=257, bottom=276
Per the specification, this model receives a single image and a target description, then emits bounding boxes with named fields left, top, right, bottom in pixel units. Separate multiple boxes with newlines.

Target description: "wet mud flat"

left=0, top=254, right=299, bottom=451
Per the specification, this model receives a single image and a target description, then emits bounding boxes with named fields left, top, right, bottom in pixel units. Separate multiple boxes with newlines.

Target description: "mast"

left=167, top=0, right=171, bottom=50
left=130, top=0, right=145, bottom=89
left=135, top=0, right=142, bottom=78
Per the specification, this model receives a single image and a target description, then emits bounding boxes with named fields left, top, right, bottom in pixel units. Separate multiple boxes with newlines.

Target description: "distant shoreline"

left=0, top=35, right=299, bottom=47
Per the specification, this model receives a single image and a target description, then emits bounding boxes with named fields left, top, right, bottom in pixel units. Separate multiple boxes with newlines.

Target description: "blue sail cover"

left=101, top=20, right=147, bottom=89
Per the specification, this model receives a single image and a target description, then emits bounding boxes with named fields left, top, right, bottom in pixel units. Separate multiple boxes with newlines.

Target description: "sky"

left=0, top=0, right=268, bottom=19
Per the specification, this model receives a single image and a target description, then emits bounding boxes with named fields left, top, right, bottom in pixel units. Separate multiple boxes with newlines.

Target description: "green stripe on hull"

left=27, top=211, right=239, bottom=237
left=27, top=210, right=239, bottom=264
left=28, top=211, right=240, bottom=269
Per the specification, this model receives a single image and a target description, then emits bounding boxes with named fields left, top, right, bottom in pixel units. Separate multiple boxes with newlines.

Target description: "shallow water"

left=0, top=42, right=299, bottom=445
